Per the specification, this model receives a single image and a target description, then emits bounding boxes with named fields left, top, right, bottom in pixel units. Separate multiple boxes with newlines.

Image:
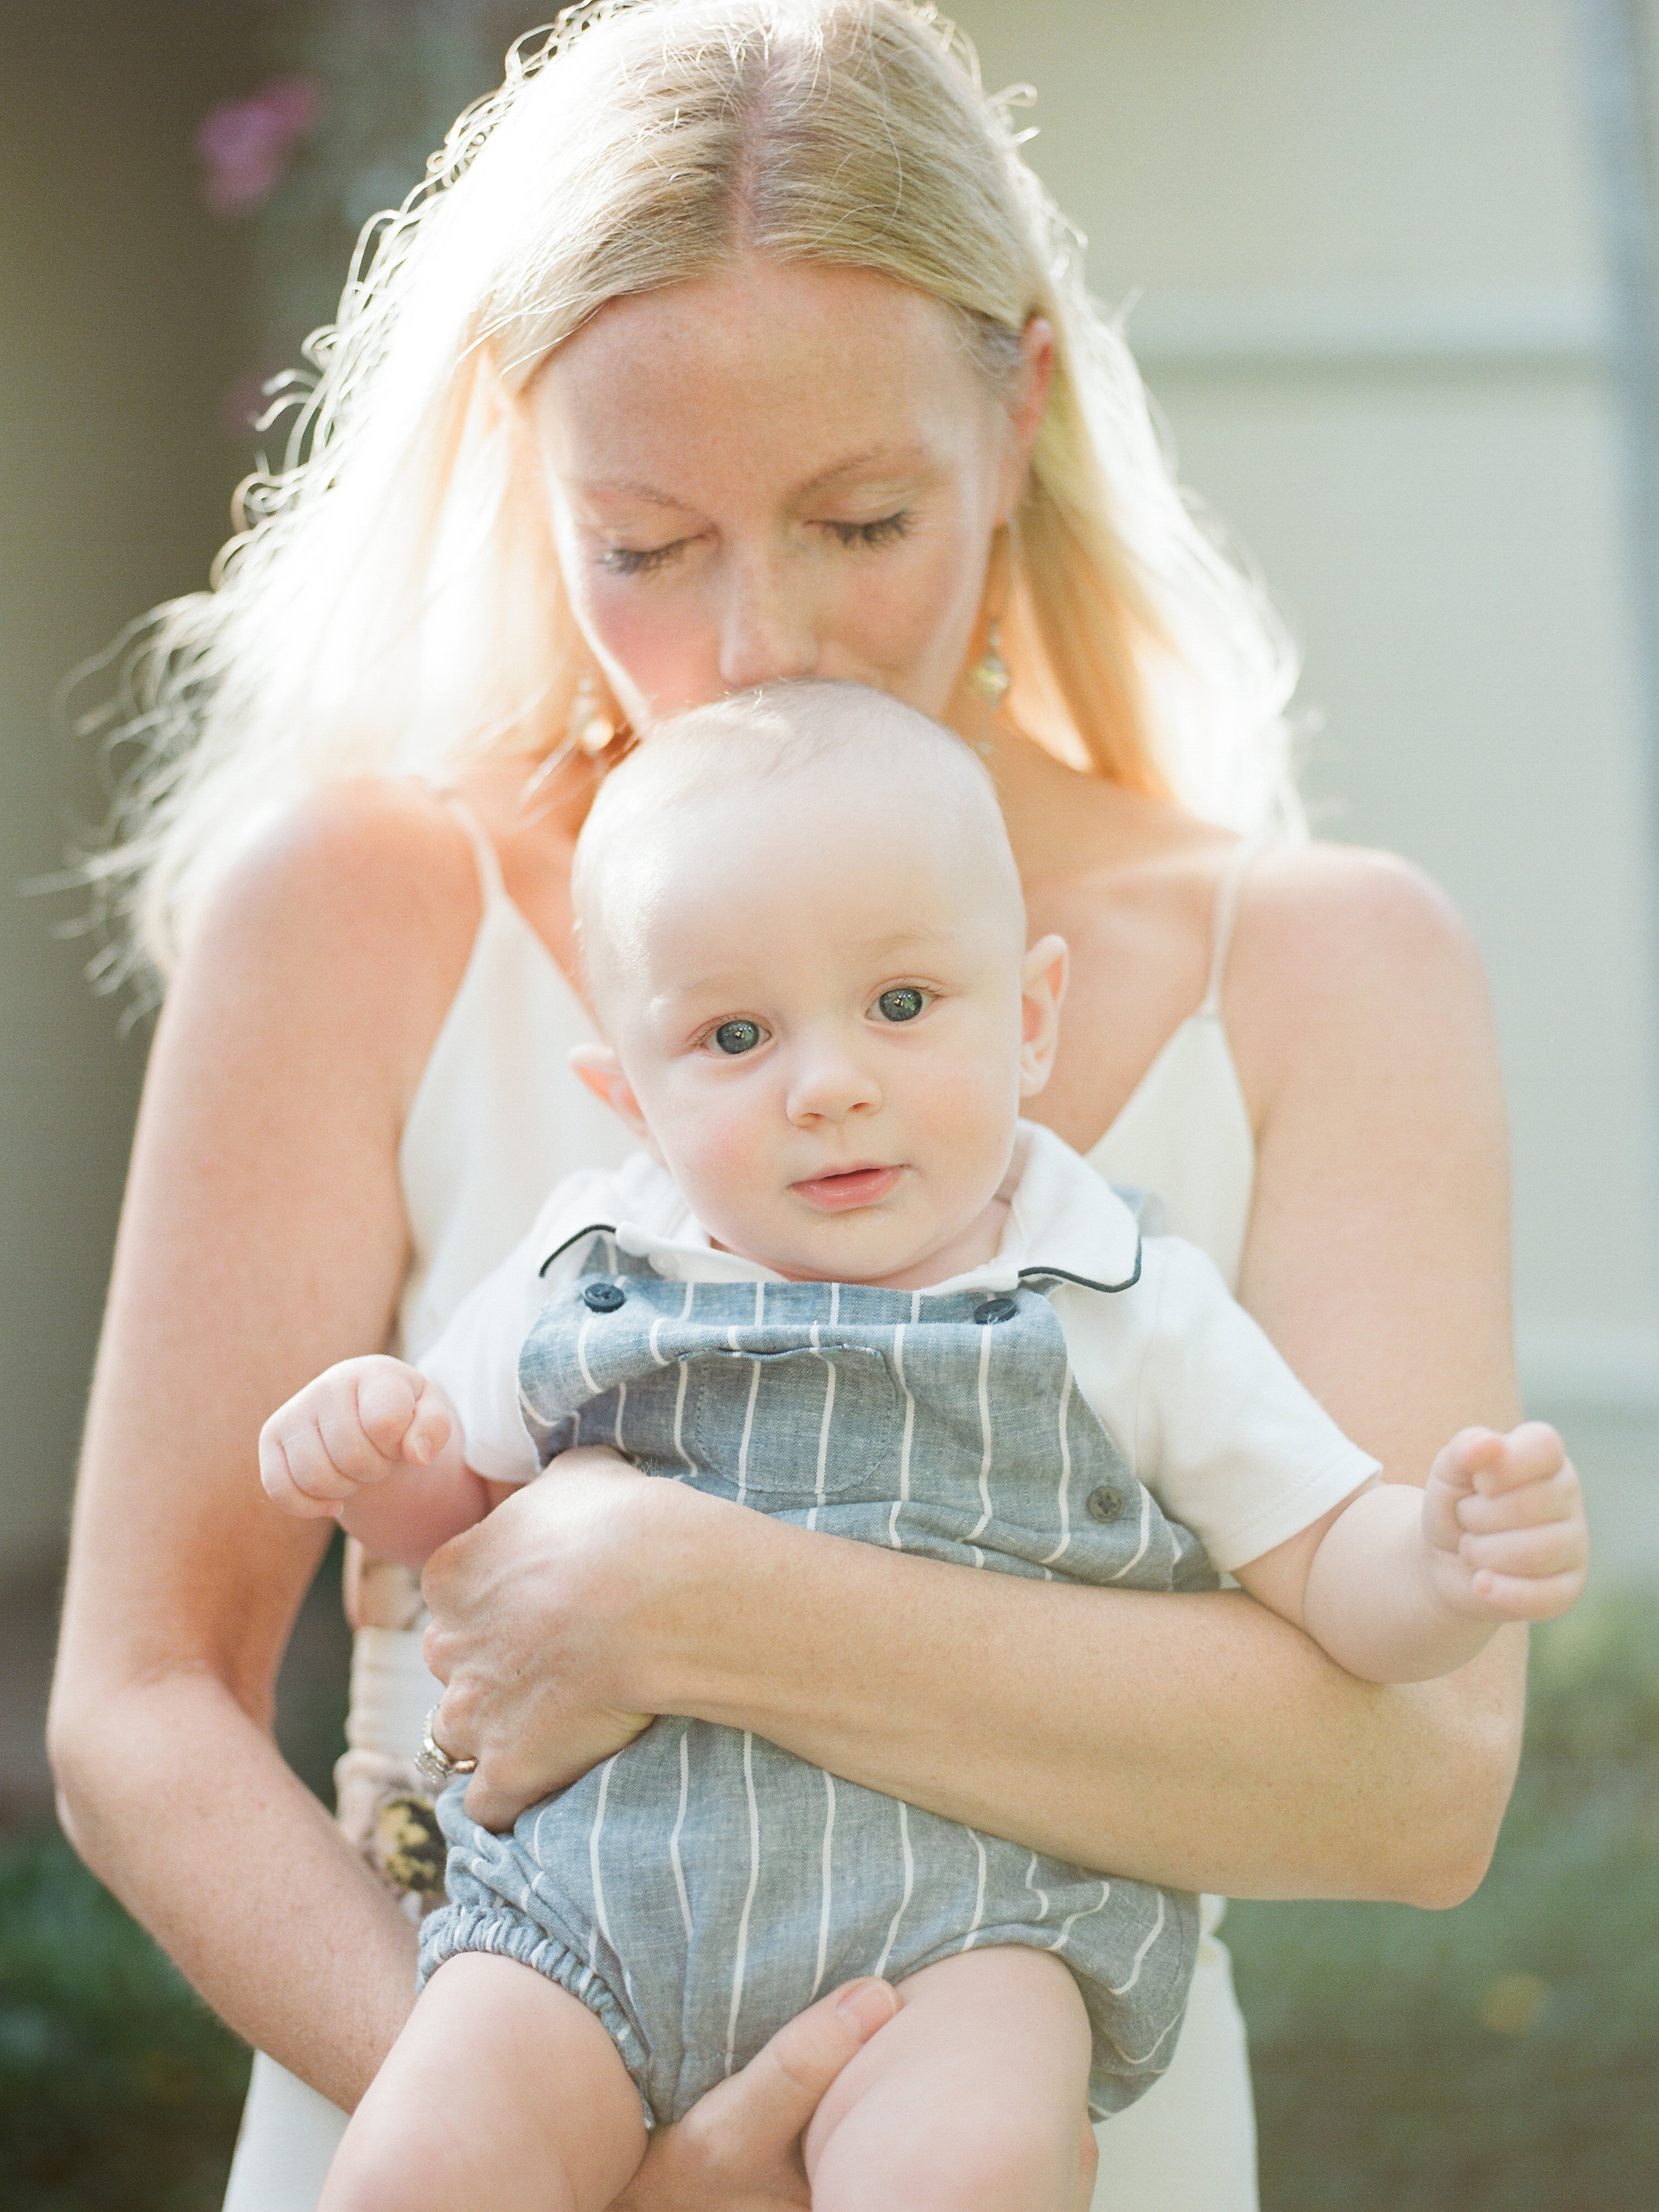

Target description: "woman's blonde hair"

left=86, top=0, right=1302, bottom=988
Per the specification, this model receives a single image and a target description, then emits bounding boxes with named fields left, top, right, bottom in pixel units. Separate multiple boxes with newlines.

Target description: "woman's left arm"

left=423, top=846, right=1529, bottom=1903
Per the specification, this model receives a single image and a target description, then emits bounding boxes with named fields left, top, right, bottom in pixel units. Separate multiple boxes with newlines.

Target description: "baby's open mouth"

left=788, top=1165, right=904, bottom=1211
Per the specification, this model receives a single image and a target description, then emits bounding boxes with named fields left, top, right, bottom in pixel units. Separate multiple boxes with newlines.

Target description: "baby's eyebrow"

left=844, top=925, right=965, bottom=959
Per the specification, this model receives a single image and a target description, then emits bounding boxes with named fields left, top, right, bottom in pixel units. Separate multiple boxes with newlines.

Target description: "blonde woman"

left=48, top=7, right=1528, bottom=2209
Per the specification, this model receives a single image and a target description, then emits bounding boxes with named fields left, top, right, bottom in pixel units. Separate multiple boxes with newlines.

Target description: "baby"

left=262, top=682, right=1586, bottom=2212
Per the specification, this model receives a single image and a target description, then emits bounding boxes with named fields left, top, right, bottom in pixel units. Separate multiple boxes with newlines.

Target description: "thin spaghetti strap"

left=435, top=790, right=508, bottom=911
left=1198, top=838, right=1263, bottom=1017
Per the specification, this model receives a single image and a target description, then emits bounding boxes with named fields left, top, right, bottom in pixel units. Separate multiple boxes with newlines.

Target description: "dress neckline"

left=440, top=795, right=1258, bottom=1163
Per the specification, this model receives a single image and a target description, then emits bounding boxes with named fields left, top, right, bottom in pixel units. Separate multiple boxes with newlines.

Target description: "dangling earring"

left=968, top=619, right=1011, bottom=707
left=571, top=670, right=618, bottom=756
left=518, top=670, right=620, bottom=817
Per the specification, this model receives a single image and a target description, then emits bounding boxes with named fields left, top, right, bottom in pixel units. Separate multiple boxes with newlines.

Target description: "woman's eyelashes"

left=599, top=538, right=688, bottom=577
left=597, top=510, right=913, bottom=577
left=822, top=509, right=913, bottom=551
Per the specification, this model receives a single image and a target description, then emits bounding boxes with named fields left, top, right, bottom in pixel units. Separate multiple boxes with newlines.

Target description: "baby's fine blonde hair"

left=572, top=679, right=1023, bottom=1009
left=84, top=0, right=1302, bottom=991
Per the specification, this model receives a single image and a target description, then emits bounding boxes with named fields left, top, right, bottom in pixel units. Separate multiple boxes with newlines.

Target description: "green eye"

left=875, top=988, right=927, bottom=1023
left=712, top=1019, right=764, bottom=1055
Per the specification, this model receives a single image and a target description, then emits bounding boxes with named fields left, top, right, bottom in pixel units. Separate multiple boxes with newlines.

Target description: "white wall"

left=952, top=1, right=1659, bottom=1517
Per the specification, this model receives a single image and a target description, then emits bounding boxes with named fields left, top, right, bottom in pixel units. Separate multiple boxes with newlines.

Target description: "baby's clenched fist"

left=259, top=1355, right=459, bottom=1520
left=1421, top=1421, right=1587, bottom=1623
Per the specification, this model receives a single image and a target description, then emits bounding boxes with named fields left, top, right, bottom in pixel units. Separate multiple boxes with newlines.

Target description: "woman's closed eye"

left=822, top=510, right=912, bottom=552
left=599, top=538, right=689, bottom=577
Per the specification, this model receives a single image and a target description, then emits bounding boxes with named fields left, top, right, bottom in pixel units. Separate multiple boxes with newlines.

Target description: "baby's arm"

left=1236, top=1421, right=1587, bottom=1684
left=259, top=1355, right=492, bottom=1570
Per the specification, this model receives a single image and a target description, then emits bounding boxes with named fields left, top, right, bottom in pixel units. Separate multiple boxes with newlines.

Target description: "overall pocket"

left=683, top=1341, right=901, bottom=1505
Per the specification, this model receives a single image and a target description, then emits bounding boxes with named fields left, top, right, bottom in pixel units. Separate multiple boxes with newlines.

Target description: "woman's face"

left=528, top=258, right=1050, bottom=729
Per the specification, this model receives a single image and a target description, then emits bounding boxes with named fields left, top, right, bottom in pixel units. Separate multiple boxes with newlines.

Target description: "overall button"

left=583, top=1281, right=626, bottom=1313
left=973, top=1295, right=1019, bottom=1326
left=1086, top=1486, right=1124, bottom=1522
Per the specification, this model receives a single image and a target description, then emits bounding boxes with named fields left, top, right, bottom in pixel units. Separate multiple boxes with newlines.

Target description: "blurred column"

left=1577, top=1, right=1659, bottom=841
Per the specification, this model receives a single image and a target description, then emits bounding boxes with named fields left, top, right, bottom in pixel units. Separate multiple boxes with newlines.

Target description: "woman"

left=48, top=7, right=1528, bottom=2209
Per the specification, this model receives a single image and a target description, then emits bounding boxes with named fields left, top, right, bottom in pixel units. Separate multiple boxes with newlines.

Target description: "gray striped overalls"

left=419, top=1233, right=1218, bottom=2126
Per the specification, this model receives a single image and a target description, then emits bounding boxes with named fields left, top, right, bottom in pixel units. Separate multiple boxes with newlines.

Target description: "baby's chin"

left=707, top=1206, right=976, bottom=1291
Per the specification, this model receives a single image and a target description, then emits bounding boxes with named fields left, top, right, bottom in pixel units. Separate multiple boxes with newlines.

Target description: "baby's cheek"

left=663, top=1100, right=779, bottom=1226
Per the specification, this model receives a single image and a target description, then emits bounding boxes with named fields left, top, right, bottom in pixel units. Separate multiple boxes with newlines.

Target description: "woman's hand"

left=420, top=1445, right=723, bottom=1830
left=609, top=1980, right=899, bottom=2212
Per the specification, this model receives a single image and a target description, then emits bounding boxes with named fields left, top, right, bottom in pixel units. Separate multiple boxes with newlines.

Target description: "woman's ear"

left=995, top=315, right=1056, bottom=521
left=1017, top=932, right=1068, bottom=1097
left=568, top=1044, right=651, bottom=1140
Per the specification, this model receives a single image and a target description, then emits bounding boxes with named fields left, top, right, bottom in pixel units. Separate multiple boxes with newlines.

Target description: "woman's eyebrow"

left=573, top=443, right=937, bottom=512
left=789, top=443, right=936, bottom=496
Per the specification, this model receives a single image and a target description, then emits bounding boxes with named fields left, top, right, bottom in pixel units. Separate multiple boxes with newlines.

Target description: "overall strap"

left=1198, top=838, right=1265, bottom=1017
left=436, top=791, right=508, bottom=911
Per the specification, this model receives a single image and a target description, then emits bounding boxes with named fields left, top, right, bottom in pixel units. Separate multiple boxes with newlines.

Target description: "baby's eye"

left=709, top=1019, right=766, bottom=1055
left=873, top=988, right=928, bottom=1024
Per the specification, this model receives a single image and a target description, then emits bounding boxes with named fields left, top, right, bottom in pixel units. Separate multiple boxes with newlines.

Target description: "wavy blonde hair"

left=84, top=0, right=1302, bottom=988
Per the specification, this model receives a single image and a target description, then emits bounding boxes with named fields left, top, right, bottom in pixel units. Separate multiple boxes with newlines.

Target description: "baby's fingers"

left=258, top=1423, right=352, bottom=1517
left=1469, top=1420, right=1565, bottom=1497
left=1460, top=1514, right=1587, bottom=1584
left=352, top=1363, right=426, bottom=1458
left=1456, top=1458, right=1582, bottom=1536
left=1463, top=1562, right=1587, bottom=1622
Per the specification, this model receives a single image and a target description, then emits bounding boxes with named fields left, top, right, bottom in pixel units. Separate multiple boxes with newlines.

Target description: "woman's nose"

left=784, top=1035, right=882, bottom=1124
left=717, top=549, right=819, bottom=690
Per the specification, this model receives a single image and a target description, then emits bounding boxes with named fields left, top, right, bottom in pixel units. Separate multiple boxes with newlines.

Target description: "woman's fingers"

left=421, top=1455, right=714, bottom=1828
left=609, top=1980, right=899, bottom=2211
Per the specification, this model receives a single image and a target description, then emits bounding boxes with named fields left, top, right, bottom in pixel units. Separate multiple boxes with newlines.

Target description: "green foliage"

left=1228, top=1591, right=1659, bottom=2210
left=0, top=1834, right=250, bottom=2209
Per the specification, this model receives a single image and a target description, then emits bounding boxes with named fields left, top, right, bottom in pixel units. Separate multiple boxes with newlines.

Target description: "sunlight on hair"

left=76, top=1, right=1303, bottom=997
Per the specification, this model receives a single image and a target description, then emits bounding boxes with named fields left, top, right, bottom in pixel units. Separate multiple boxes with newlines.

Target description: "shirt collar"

left=540, top=1122, right=1141, bottom=1295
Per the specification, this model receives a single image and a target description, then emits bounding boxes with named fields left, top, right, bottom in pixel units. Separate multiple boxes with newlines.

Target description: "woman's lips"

left=789, top=1165, right=904, bottom=1212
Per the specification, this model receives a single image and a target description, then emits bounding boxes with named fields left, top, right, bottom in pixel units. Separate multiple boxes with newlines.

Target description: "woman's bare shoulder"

left=1228, top=839, right=1496, bottom=1114
left=1235, top=839, right=1486, bottom=1011
left=179, top=779, right=486, bottom=1104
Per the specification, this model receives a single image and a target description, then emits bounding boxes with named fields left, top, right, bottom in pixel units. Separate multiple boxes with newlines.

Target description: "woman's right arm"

left=47, top=781, right=479, bottom=2110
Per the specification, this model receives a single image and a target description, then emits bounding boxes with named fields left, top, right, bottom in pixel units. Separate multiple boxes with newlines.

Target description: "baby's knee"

left=318, top=2116, right=436, bottom=2212
left=816, top=2096, right=1089, bottom=2212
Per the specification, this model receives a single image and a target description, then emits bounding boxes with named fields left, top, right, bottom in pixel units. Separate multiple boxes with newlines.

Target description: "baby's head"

left=571, top=682, right=1067, bottom=1289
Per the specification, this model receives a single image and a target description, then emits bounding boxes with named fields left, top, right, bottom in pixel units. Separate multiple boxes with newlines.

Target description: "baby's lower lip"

left=790, top=1166, right=904, bottom=1211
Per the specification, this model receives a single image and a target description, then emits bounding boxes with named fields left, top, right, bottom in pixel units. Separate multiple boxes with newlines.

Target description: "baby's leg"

left=321, top=1953, right=646, bottom=2212
left=804, top=1947, right=1096, bottom=2212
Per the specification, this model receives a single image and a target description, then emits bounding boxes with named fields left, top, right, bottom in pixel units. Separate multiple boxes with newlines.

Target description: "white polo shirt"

left=421, top=1121, right=1378, bottom=1576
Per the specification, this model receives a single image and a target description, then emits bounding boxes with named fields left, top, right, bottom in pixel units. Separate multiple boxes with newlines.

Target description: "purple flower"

left=196, top=76, right=323, bottom=216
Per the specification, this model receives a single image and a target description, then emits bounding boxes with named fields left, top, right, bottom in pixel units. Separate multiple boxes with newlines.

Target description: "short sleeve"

left=1131, top=1240, right=1380, bottom=1572
left=417, top=1221, right=555, bottom=1486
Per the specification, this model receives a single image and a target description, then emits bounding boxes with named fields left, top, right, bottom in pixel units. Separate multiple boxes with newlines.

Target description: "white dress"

left=222, top=816, right=1263, bottom=2212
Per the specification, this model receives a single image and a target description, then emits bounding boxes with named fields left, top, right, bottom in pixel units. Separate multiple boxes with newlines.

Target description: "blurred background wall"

left=1, top=2, right=257, bottom=1577
left=5, top=0, right=1655, bottom=1599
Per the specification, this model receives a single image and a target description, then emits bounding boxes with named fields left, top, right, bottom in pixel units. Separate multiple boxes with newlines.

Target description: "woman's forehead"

left=531, top=259, right=994, bottom=495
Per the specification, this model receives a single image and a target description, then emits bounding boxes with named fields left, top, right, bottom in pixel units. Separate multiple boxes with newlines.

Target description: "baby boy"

left=262, top=681, right=1586, bottom=2212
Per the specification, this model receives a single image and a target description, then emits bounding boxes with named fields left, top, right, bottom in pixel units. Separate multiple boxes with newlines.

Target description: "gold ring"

left=415, top=1704, right=478, bottom=1791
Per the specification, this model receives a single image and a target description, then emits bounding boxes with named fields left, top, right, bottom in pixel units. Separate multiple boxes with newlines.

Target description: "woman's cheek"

left=578, top=579, right=727, bottom=724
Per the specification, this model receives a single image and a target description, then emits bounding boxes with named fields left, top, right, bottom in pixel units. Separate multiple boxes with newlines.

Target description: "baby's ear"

left=568, top=1044, right=651, bottom=1141
left=1018, top=933, right=1068, bottom=1097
